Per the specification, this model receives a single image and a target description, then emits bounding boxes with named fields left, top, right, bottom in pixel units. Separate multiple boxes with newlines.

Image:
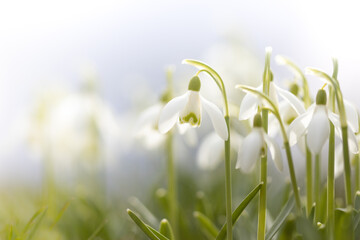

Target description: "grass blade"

left=265, top=196, right=295, bottom=240
left=87, top=218, right=108, bottom=240
left=194, top=211, right=219, bottom=238
left=127, top=209, right=161, bottom=240
left=216, top=182, right=263, bottom=240
left=159, top=219, right=175, bottom=240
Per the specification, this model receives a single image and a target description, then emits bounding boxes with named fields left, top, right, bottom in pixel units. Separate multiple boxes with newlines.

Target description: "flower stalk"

left=306, top=66, right=353, bottom=206
left=182, top=59, right=232, bottom=240
left=235, top=85, right=302, bottom=210
left=327, top=60, right=337, bottom=240
left=257, top=47, right=271, bottom=240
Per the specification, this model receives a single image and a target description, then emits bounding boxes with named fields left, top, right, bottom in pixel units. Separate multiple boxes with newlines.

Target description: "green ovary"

left=179, top=112, right=200, bottom=126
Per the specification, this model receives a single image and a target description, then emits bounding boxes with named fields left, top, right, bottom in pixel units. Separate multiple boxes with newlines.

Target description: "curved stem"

left=183, top=59, right=232, bottom=239
left=276, top=56, right=311, bottom=108
left=306, top=66, right=352, bottom=206
left=284, top=141, right=302, bottom=210
left=236, top=87, right=302, bottom=211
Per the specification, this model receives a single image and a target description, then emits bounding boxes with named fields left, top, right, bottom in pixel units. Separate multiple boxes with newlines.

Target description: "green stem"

left=166, top=131, right=178, bottom=239
left=327, top=122, right=335, bottom=240
left=284, top=142, right=302, bottom=210
left=327, top=67, right=336, bottom=240
left=342, top=126, right=353, bottom=205
left=258, top=49, right=270, bottom=240
left=314, top=154, right=321, bottom=223
left=224, top=116, right=232, bottom=240
left=258, top=155, right=267, bottom=240
left=306, top=146, right=313, bottom=216
left=258, top=109, right=268, bottom=240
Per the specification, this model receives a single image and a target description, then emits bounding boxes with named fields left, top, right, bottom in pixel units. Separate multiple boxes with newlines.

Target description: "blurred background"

left=0, top=0, right=359, bottom=239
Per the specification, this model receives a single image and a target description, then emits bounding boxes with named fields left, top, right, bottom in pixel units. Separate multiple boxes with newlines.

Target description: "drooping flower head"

left=158, top=75, right=228, bottom=140
left=236, top=113, right=283, bottom=172
left=288, top=89, right=359, bottom=155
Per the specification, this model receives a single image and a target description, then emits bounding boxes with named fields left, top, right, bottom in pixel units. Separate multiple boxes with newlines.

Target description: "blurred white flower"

left=334, top=134, right=360, bottom=179
left=46, top=90, right=123, bottom=167
left=288, top=89, right=359, bottom=155
left=236, top=114, right=283, bottom=172
left=196, top=131, right=242, bottom=170
left=158, top=76, right=228, bottom=141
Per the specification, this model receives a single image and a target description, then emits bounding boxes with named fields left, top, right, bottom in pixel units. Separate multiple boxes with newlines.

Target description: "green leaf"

left=87, top=219, right=108, bottom=240
left=265, top=196, right=295, bottom=240
left=159, top=219, right=174, bottom=240
left=147, top=224, right=169, bottom=240
left=127, top=209, right=161, bottom=240
left=26, top=207, right=48, bottom=240
left=193, top=211, right=219, bottom=238
left=21, top=206, right=47, bottom=237
left=50, top=200, right=71, bottom=229
left=335, top=207, right=353, bottom=240
left=129, top=197, right=159, bottom=227
left=216, top=182, right=263, bottom=240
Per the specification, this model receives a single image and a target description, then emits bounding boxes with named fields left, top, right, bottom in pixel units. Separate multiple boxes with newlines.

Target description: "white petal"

left=329, top=111, right=359, bottom=154
left=328, top=111, right=342, bottom=137
left=158, top=92, right=188, bottom=134
left=306, top=106, right=330, bottom=154
left=344, top=100, right=359, bottom=132
left=274, top=84, right=305, bottom=115
left=236, top=129, right=263, bottom=172
left=267, top=113, right=280, bottom=137
left=134, top=104, right=162, bottom=137
left=287, top=106, right=314, bottom=146
left=239, top=92, right=259, bottom=120
left=264, top=133, right=283, bottom=171
left=201, top=95, right=228, bottom=140
left=197, top=132, right=223, bottom=170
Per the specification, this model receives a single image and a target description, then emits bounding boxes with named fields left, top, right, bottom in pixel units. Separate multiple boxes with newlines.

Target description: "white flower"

left=288, top=89, right=359, bottom=155
left=158, top=76, right=228, bottom=140
left=236, top=114, right=283, bottom=172
left=239, top=81, right=305, bottom=121
left=196, top=131, right=242, bottom=170
left=134, top=103, right=197, bottom=149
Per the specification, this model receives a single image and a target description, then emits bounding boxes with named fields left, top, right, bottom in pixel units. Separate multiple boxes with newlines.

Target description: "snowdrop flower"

left=158, top=76, right=228, bottom=140
left=288, top=89, right=359, bottom=155
left=236, top=113, right=283, bottom=172
left=239, top=79, right=305, bottom=121
left=134, top=102, right=197, bottom=149
left=197, top=131, right=242, bottom=170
